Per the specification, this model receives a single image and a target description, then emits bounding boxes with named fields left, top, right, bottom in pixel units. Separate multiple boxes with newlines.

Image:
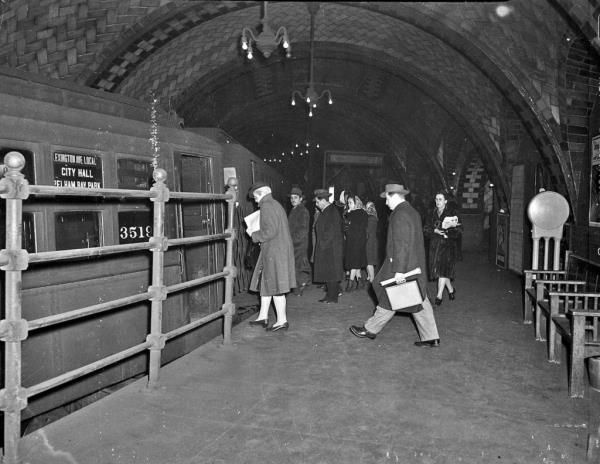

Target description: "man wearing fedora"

left=350, top=182, right=440, bottom=347
left=247, top=181, right=296, bottom=331
left=312, top=188, right=345, bottom=303
left=288, top=187, right=311, bottom=296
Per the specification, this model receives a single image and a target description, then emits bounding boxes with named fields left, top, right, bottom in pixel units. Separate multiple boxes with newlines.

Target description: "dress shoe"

left=267, top=322, right=289, bottom=332
left=349, top=325, right=376, bottom=340
left=435, top=297, right=443, bottom=306
left=448, top=289, right=455, bottom=301
left=248, top=319, right=268, bottom=328
left=318, top=297, right=338, bottom=303
left=414, top=339, right=440, bottom=347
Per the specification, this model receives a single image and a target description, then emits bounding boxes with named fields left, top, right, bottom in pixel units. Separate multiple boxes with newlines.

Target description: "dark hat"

left=288, top=187, right=303, bottom=197
left=380, top=183, right=410, bottom=198
left=248, top=181, right=269, bottom=196
left=313, top=188, right=330, bottom=201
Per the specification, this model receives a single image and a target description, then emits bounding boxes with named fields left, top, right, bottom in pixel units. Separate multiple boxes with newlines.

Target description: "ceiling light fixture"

left=290, top=3, right=332, bottom=117
left=241, top=1, right=291, bottom=60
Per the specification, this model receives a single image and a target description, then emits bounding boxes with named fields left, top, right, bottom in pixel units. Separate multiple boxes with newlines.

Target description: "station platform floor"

left=18, top=250, right=600, bottom=464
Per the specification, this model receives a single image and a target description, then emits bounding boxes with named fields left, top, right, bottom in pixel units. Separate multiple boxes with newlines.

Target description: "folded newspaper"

left=244, top=210, right=260, bottom=236
left=441, top=216, right=459, bottom=229
left=380, top=267, right=421, bottom=286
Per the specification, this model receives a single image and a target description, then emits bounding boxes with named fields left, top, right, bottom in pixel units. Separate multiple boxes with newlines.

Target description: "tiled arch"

left=0, top=0, right=596, bottom=213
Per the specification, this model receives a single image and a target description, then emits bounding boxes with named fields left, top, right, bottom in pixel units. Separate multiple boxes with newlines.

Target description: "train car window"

left=117, top=159, right=153, bottom=190
left=0, top=211, right=36, bottom=252
left=118, top=210, right=153, bottom=244
left=0, top=148, right=34, bottom=182
left=22, top=213, right=36, bottom=252
left=54, top=211, right=101, bottom=250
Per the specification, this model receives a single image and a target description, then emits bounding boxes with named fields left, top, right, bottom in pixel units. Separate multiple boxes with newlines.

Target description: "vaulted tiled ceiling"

left=1, top=1, right=599, bottom=209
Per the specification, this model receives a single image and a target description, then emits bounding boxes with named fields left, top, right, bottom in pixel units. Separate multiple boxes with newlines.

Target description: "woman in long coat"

left=343, top=194, right=368, bottom=291
left=424, top=191, right=461, bottom=306
left=248, top=183, right=296, bottom=331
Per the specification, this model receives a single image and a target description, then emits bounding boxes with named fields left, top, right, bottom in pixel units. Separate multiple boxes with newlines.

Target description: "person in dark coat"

left=312, top=189, right=345, bottom=303
left=248, top=182, right=296, bottom=331
left=350, top=183, right=440, bottom=347
left=288, top=187, right=311, bottom=296
left=343, top=194, right=368, bottom=291
left=424, top=191, right=461, bottom=306
left=365, top=201, right=379, bottom=282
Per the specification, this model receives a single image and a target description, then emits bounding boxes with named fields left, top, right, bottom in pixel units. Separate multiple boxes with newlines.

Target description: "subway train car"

left=0, top=68, right=289, bottom=429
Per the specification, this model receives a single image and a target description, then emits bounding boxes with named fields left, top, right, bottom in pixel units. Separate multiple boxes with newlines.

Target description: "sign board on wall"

left=53, top=152, right=103, bottom=188
left=496, top=213, right=509, bottom=268
left=325, top=151, right=384, bottom=166
left=590, top=134, right=600, bottom=225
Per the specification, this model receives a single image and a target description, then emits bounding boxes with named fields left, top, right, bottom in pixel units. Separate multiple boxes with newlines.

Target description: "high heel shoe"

left=248, top=319, right=268, bottom=328
left=449, top=289, right=455, bottom=301
left=435, top=297, right=443, bottom=306
left=267, top=322, right=289, bottom=332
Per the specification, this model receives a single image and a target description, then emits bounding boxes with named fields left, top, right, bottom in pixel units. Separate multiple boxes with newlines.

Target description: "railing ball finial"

left=153, top=168, right=167, bottom=184
left=4, top=151, right=25, bottom=173
left=227, top=177, right=238, bottom=189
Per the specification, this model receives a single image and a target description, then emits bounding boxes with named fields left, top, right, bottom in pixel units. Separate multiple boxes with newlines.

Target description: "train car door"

left=174, top=153, right=216, bottom=319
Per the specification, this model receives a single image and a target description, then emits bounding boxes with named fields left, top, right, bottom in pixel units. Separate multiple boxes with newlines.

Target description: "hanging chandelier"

left=290, top=3, right=332, bottom=117
left=241, top=1, right=291, bottom=59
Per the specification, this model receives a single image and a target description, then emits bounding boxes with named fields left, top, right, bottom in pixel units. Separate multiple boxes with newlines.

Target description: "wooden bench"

left=533, top=253, right=600, bottom=397
left=549, top=291, right=600, bottom=397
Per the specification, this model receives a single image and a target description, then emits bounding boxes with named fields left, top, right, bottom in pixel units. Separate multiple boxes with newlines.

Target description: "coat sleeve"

left=319, top=207, right=341, bottom=248
left=389, top=212, right=413, bottom=274
left=251, top=202, right=278, bottom=243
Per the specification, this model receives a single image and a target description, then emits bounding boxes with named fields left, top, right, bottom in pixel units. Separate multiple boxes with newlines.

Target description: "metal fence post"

left=147, top=168, right=168, bottom=388
left=222, top=178, right=238, bottom=344
left=0, top=152, right=30, bottom=464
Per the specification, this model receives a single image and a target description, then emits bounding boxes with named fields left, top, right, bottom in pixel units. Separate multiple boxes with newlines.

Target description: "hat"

left=288, top=187, right=303, bottom=197
left=313, top=189, right=330, bottom=201
left=248, top=181, right=269, bottom=196
left=380, top=183, right=410, bottom=198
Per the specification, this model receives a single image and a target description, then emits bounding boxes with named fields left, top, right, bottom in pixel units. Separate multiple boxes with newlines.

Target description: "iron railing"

left=0, top=151, right=238, bottom=464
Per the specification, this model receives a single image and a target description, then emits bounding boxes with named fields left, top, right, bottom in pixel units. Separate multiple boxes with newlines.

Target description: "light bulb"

left=306, top=97, right=311, bottom=103
left=291, top=98, right=296, bottom=106
left=309, top=110, right=313, bottom=117
left=306, top=142, right=309, bottom=147
left=241, top=40, right=248, bottom=51
left=283, top=40, right=289, bottom=49
left=247, top=50, right=253, bottom=59
left=316, top=143, right=320, bottom=148
left=313, top=103, right=316, bottom=108
left=328, top=98, right=333, bottom=104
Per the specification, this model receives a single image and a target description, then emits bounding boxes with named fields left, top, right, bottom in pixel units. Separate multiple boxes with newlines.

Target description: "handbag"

left=380, top=268, right=424, bottom=312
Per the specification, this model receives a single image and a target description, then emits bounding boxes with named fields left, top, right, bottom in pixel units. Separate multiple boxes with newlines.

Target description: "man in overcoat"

left=313, top=189, right=344, bottom=303
left=288, top=187, right=311, bottom=296
left=350, top=183, right=440, bottom=346
left=248, top=182, right=296, bottom=331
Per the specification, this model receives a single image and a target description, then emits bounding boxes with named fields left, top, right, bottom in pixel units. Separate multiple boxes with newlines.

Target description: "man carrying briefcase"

left=349, top=183, right=440, bottom=347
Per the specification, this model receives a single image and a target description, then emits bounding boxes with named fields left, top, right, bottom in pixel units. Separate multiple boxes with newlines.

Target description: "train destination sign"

left=53, top=152, right=103, bottom=188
